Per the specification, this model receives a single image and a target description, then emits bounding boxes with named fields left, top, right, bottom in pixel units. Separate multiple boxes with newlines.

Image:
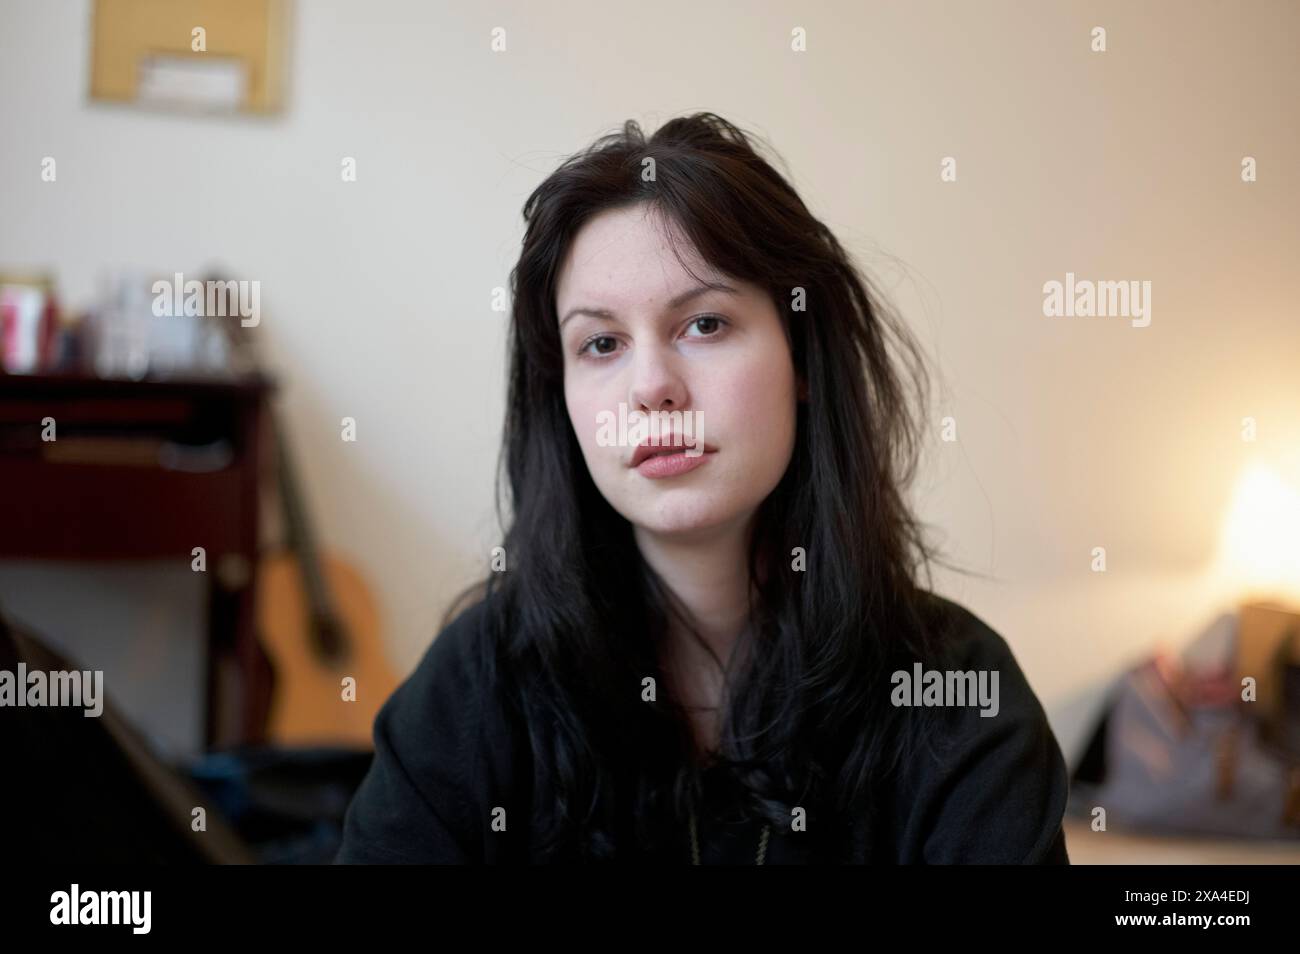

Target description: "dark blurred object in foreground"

left=1, top=605, right=371, bottom=863
left=0, top=604, right=255, bottom=863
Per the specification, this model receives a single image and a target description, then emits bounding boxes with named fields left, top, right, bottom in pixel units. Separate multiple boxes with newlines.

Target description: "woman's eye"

left=578, top=335, right=619, bottom=358
left=684, top=314, right=727, bottom=338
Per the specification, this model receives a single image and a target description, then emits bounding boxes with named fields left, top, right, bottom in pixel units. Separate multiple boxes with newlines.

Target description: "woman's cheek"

left=737, top=364, right=797, bottom=471
left=576, top=396, right=623, bottom=474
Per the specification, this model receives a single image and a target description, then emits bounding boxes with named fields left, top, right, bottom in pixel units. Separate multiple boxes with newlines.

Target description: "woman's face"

left=555, top=203, right=799, bottom=540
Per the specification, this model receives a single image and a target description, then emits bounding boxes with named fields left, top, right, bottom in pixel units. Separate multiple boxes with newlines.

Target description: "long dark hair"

left=447, top=112, right=960, bottom=862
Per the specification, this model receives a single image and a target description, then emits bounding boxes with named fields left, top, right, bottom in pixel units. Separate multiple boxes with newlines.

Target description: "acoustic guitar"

left=255, top=412, right=399, bottom=748
left=208, top=272, right=398, bottom=748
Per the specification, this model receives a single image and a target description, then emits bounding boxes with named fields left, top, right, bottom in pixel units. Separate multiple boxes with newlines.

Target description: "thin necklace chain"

left=689, top=805, right=770, bottom=865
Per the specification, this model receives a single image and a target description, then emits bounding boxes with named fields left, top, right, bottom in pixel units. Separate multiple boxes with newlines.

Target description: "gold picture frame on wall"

left=89, top=0, right=290, bottom=114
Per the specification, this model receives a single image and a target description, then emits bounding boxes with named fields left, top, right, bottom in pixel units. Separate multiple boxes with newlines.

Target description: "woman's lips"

left=635, top=448, right=715, bottom=479
left=628, top=436, right=716, bottom=467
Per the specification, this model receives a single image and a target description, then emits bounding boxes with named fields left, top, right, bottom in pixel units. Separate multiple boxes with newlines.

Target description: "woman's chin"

left=629, top=500, right=747, bottom=540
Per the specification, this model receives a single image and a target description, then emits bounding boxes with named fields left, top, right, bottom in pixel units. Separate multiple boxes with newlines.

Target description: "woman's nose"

left=627, top=345, right=688, bottom=412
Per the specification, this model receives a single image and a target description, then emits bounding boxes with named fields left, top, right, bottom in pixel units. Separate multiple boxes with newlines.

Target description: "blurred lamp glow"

left=1215, top=462, right=1300, bottom=601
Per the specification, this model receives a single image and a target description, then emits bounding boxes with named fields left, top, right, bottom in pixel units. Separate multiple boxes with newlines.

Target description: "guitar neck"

left=272, top=412, right=335, bottom=621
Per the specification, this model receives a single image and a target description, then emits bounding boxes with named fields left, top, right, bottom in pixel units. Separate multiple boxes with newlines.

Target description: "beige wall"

left=1, top=0, right=1297, bottom=759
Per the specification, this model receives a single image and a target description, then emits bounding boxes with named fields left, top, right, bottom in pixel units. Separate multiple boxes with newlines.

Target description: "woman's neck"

left=634, top=516, right=758, bottom=760
left=634, top=516, right=755, bottom=668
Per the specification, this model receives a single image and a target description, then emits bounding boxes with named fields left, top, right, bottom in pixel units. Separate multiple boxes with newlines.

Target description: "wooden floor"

left=1063, top=817, right=1300, bottom=864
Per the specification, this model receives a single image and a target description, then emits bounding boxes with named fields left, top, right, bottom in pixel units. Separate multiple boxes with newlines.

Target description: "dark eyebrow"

left=558, top=280, right=738, bottom=330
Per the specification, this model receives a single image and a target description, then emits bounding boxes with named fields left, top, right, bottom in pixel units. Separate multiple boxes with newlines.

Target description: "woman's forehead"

left=549, top=205, right=784, bottom=335
left=559, top=208, right=704, bottom=286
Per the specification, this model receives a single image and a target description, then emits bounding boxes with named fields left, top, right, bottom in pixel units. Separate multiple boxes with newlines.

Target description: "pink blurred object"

left=1, top=281, right=59, bottom=374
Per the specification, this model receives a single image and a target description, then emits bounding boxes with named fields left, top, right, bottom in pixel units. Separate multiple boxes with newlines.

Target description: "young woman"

left=337, top=113, right=1070, bottom=864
